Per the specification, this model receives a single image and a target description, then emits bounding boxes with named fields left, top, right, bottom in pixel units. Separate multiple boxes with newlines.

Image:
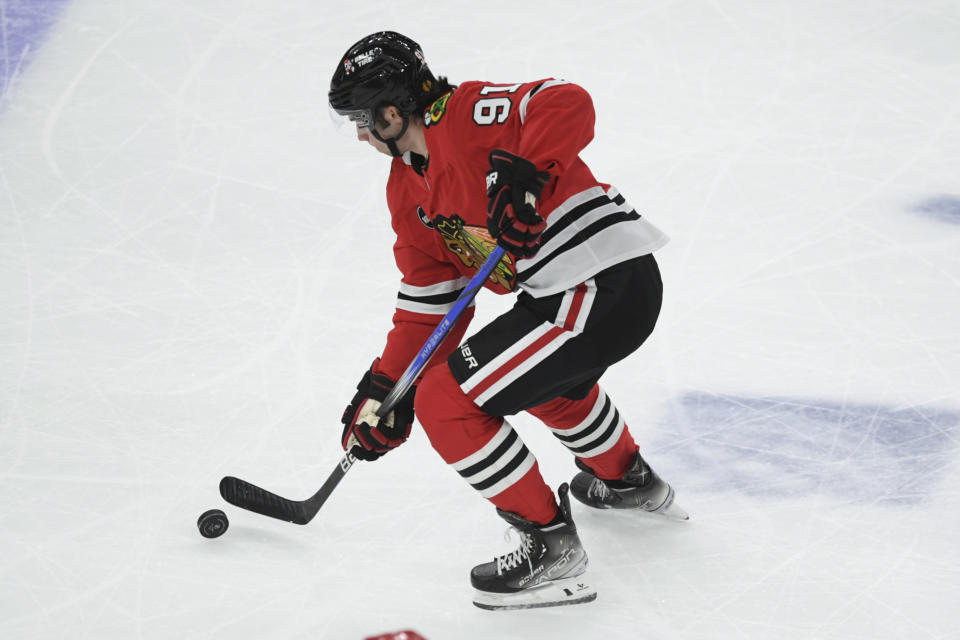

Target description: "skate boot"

left=570, top=452, right=689, bottom=520
left=471, top=483, right=597, bottom=611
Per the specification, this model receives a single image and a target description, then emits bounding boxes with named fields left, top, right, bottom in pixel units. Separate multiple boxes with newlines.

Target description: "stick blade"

left=219, top=476, right=311, bottom=525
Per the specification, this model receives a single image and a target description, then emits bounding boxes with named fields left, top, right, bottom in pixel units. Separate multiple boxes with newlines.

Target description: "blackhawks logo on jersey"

left=423, top=91, right=453, bottom=128
left=434, top=214, right=516, bottom=291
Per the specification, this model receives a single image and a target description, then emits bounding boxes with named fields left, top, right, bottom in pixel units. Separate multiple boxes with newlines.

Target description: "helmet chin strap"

left=370, top=116, right=410, bottom=158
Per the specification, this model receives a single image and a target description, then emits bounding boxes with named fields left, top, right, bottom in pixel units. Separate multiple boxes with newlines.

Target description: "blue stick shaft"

left=376, top=245, right=506, bottom=417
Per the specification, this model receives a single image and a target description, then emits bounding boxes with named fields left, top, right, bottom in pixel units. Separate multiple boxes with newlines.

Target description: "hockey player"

left=329, top=32, right=687, bottom=611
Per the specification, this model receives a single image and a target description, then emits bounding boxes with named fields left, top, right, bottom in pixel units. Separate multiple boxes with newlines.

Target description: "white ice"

left=2, top=1, right=959, bottom=638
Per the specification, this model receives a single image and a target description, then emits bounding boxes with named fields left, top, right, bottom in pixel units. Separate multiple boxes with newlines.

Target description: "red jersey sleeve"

left=376, top=242, right=475, bottom=382
left=375, top=166, right=476, bottom=383
left=515, top=81, right=596, bottom=177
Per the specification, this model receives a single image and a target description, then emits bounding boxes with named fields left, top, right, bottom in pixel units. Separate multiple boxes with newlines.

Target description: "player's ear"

left=373, top=105, right=395, bottom=129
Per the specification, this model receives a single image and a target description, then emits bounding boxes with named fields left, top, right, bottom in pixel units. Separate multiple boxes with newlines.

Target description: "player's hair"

left=373, top=74, right=455, bottom=127
left=417, top=75, right=455, bottom=114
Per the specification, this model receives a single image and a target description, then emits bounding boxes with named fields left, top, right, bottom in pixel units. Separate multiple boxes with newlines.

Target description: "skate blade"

left=648, top=485, right=690, bottom=521
left=656, top=500, right=690, bottom=521
left=473, top=577, right=597, bottom=611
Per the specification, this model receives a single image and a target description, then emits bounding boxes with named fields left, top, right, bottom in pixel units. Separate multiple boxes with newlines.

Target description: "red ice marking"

left=364, top=632, right=427, bottom=640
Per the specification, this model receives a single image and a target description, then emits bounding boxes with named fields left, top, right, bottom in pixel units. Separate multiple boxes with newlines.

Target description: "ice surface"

left=0, top=0, right=71, bottom=103
left=1, top=1, right=959, bottom=638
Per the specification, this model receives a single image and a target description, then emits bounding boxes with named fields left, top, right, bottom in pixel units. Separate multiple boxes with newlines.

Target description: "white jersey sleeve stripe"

left=518, top=79, right=570, bottom=124
left=396, top=276, right=474, bottom=315
left=399, top=277, right=471, bottom=297
left=395, top=298, right=475, bottom=315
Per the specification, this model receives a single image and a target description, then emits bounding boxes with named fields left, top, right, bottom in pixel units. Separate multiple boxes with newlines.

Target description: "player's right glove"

left=340, top=359, right=416, bottom=462
left=485, top=149, right=551, bottom=258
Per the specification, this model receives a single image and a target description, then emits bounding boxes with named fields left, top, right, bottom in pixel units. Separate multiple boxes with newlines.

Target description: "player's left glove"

left=485, top=149, right=551, bottom=258
left=340, top=359, right=416, bottom=462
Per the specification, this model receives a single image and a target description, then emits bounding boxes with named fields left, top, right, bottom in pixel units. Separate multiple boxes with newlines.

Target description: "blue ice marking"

left=1, top=0, right=72, bottom=104
left=912, top=195, right=960, bottom=224
left=656, top=392, right=959, bottom=505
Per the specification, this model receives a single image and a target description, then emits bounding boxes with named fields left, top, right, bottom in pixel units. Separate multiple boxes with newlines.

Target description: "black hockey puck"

left=197, top=508, right=229, bottom=538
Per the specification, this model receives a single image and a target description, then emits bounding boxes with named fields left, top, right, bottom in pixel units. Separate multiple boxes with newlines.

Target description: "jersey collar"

left=401, top=150, right=428, bottom=176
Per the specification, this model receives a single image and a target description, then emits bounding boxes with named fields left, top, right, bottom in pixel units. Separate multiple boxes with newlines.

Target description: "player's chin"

left=367, top=140, right=392, bottom=156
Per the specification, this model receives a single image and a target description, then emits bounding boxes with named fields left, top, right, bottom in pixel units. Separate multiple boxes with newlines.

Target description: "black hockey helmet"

left=329, top=31, right=437, bottom=131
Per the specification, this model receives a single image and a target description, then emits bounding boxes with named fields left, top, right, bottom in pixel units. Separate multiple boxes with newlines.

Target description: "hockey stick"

left=219, top=245, right=507, bottom=525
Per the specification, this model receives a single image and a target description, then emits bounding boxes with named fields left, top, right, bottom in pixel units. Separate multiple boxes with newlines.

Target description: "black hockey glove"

left=485, top=149, right=551, bottom=258
left=340, top=359, right=416, bottom=462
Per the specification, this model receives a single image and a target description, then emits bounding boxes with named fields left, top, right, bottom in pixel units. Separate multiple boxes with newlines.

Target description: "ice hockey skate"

left=570, top=452, right=689, bottom=520
left=471, top=483, right=597, bottom=611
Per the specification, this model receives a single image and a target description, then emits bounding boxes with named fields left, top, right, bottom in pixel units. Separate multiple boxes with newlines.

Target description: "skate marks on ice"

left=910, top=194, right=960, bottom=225
left=658, top=391, right=959, bottom=505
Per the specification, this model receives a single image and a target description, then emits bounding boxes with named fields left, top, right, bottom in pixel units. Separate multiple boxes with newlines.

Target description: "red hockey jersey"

left=375, top=79, right=668, bottom=382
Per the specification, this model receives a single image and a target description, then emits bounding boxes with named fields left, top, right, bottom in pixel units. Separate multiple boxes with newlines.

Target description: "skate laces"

left=495, top=528, right=537, bottom=576
left=587, top=477, right=612, bottom=501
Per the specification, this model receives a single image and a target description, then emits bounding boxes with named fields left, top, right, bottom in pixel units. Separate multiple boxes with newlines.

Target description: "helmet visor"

left=328, top=104, right=376, bottom=137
